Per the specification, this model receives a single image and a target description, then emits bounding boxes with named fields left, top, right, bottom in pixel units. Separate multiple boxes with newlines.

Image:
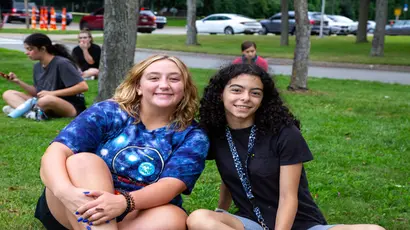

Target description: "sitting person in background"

left=34, top=55, right=209, bottom=229
left=72, top=29, right=101, bottom=80
left=233, top=41, right=268, bottom=72
left=2, top=33, right=88, bottom=120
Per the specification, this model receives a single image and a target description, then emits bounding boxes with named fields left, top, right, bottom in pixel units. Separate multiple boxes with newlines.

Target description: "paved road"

left=0, top=36, right=409, bottom=85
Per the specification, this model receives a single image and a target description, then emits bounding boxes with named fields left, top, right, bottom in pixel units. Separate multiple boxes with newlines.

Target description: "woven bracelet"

left=117, top=190, right=136, bottom=214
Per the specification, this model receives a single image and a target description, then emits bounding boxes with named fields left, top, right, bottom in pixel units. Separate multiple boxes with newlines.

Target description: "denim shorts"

left=308, top=224, right=340, bottom=230
left=216, top=210, right=264, bottom=230
left=216, top=210, right=339, bottom=230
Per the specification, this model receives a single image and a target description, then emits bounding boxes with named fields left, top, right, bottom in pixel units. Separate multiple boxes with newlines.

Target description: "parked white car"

left=155, top=15, right=167, bottom=29
left=196, top=14, right=262, bottom=35
left=367, top=20, right=376, bottom=33
left=327, top=15, right=349, bottom=35
left=328, top=15, right=358, bottom=34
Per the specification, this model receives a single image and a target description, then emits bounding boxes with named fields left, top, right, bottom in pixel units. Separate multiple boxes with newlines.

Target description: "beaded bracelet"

left=117, top=190, right=136, bottom=215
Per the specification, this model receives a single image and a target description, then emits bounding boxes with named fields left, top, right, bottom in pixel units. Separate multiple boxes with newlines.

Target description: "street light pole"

left=320, top=0, right=326, bottom=38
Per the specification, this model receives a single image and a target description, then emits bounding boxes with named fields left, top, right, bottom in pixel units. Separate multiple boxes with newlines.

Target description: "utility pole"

left=319, top=0, right=326, bottom=37
left=24, top=0, right=29, bottom=29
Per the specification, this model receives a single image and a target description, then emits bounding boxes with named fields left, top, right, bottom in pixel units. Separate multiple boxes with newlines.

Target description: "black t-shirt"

left=72, top=43, right=101, bottom=71
left=208, top=125, right=327, bottom=230
left=33, top=56, right=85, bottom=108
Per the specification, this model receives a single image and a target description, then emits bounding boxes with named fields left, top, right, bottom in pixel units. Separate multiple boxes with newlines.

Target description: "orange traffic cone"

left=43, top=7, right=48, bottom=30
left=61, top=8, right=67, bottom=31
left=49, top=7, right=57, bottom=30
left=39, top=8, right=45, bottom=30
left=31, top=6, right=36, bottom=29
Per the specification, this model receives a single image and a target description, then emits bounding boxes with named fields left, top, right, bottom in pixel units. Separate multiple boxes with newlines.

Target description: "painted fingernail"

left=105, top=220, right=110, bottom=224
left=75, top=211, right=79, bottom=215
left=89, top=222, right=93, bottom=226
left=83, top=191, right=90, bottom=194
left=83, top=219, right=89, bottom=223
left=86, top=226, right=91, bottom=230
left=77, top=217, right=83, bottom=222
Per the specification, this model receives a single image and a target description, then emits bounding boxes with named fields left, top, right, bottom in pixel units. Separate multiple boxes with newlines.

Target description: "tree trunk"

left=280, top=0, right=289, bottom=46
left=370, top=0, right=388, bottom=56
left=288, top=0, right=310, bottom=91
left=186, top=0, right=199, bottom=45
left=356, top=0, right=370, bottom=43
left=95, top=0, right=139, bottom=102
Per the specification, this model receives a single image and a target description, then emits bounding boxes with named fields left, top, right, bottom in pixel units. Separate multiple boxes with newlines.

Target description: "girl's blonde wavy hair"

left=113, top=55, right=198, bottom=131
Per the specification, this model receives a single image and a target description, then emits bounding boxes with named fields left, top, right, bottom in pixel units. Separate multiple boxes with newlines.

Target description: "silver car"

left=385, top=20, right=410, bottom=35
left=154, top=14, right=167, bottom=29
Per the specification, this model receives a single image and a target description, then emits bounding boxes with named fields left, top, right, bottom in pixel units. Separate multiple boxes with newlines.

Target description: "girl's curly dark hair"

left=199, top=63, right=300, bottom=137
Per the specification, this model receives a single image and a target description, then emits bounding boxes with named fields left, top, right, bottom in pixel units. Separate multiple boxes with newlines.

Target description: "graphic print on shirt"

left=112, top=145, right=165, bottom=186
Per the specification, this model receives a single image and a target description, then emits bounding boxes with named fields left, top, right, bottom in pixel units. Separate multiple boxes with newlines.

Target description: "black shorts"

left=34, top=189, right=68, bottom=230
left=34, top=188, right=128, bottom=229
left=68, top=99, right=86, bottom=116
left=44, top=96, right=86, bottom=118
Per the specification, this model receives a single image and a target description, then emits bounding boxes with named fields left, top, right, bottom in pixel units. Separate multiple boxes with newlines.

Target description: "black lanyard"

left=225, top=125, right=269, bottom=230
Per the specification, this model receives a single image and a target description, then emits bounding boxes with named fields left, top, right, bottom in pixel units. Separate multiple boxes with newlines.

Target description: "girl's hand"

left=76, top=190, right=127, bottom=225
left=37, top=90, right=55, bottom=98
left=56, top=187, right=96, bottom=217
left=7, top=72, right=20, bottom=83
left=79, top=41, right=90, bottom=50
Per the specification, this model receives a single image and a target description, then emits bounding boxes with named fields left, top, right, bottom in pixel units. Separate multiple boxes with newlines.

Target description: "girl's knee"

left=187, top=209, right=214, bottom=227
left=2, top=89, right=18, bottom=100
left=160, top=204, right=187, bottom=228
left=91, top=68, right=99, bottom=76
left=368, top=225, right=385, bottom=230
left=37, top=95, right=57, bottom=108
left=66, top=152, right=105, bottom=171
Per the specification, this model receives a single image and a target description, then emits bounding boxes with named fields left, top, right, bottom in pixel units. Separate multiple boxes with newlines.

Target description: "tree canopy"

left=155, top=0, right=409, bottom=20
left=28, top=0, right=409, bottom=21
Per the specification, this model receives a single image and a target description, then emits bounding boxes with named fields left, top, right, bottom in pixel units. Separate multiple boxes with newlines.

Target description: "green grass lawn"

left=0, top=48, right=409, bottom=229
left=166, top=17, right=186, bottom=27
left=93, top=35, right=410, bottom=66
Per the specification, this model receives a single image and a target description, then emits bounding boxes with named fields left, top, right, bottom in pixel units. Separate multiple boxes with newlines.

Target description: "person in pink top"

left=233, top=41, right=268, bottom=72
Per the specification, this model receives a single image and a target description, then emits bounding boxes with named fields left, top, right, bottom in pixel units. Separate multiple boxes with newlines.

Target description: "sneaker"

left=84, top=76, right=95, bottom=81
left=2, top=105, right=14, bottom=115
left=24, top=111, right=36, bottom=120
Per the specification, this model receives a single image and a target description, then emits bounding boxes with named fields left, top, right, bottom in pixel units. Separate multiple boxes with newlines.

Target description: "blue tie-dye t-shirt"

left=53, top=100, right=209, bottom=207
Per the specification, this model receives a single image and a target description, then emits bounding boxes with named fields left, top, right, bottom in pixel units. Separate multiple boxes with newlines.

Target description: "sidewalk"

left=2, top=32, right=410, bottom=73
left=1, top=34, right=409, bottom=85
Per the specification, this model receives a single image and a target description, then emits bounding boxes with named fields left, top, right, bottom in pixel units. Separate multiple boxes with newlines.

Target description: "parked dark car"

left=385, top=20, right=410, bottom=35
left=0, top=1, right=37, bottom=23
left=259, top=11, right=330, bottom=35
left=350, top=20, right=376, bottom=35
left=53, top=10, right=73, bottom=25
left=80, top=8, right=156, bottom=33
left=0, top=1, right=72, bottom=25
